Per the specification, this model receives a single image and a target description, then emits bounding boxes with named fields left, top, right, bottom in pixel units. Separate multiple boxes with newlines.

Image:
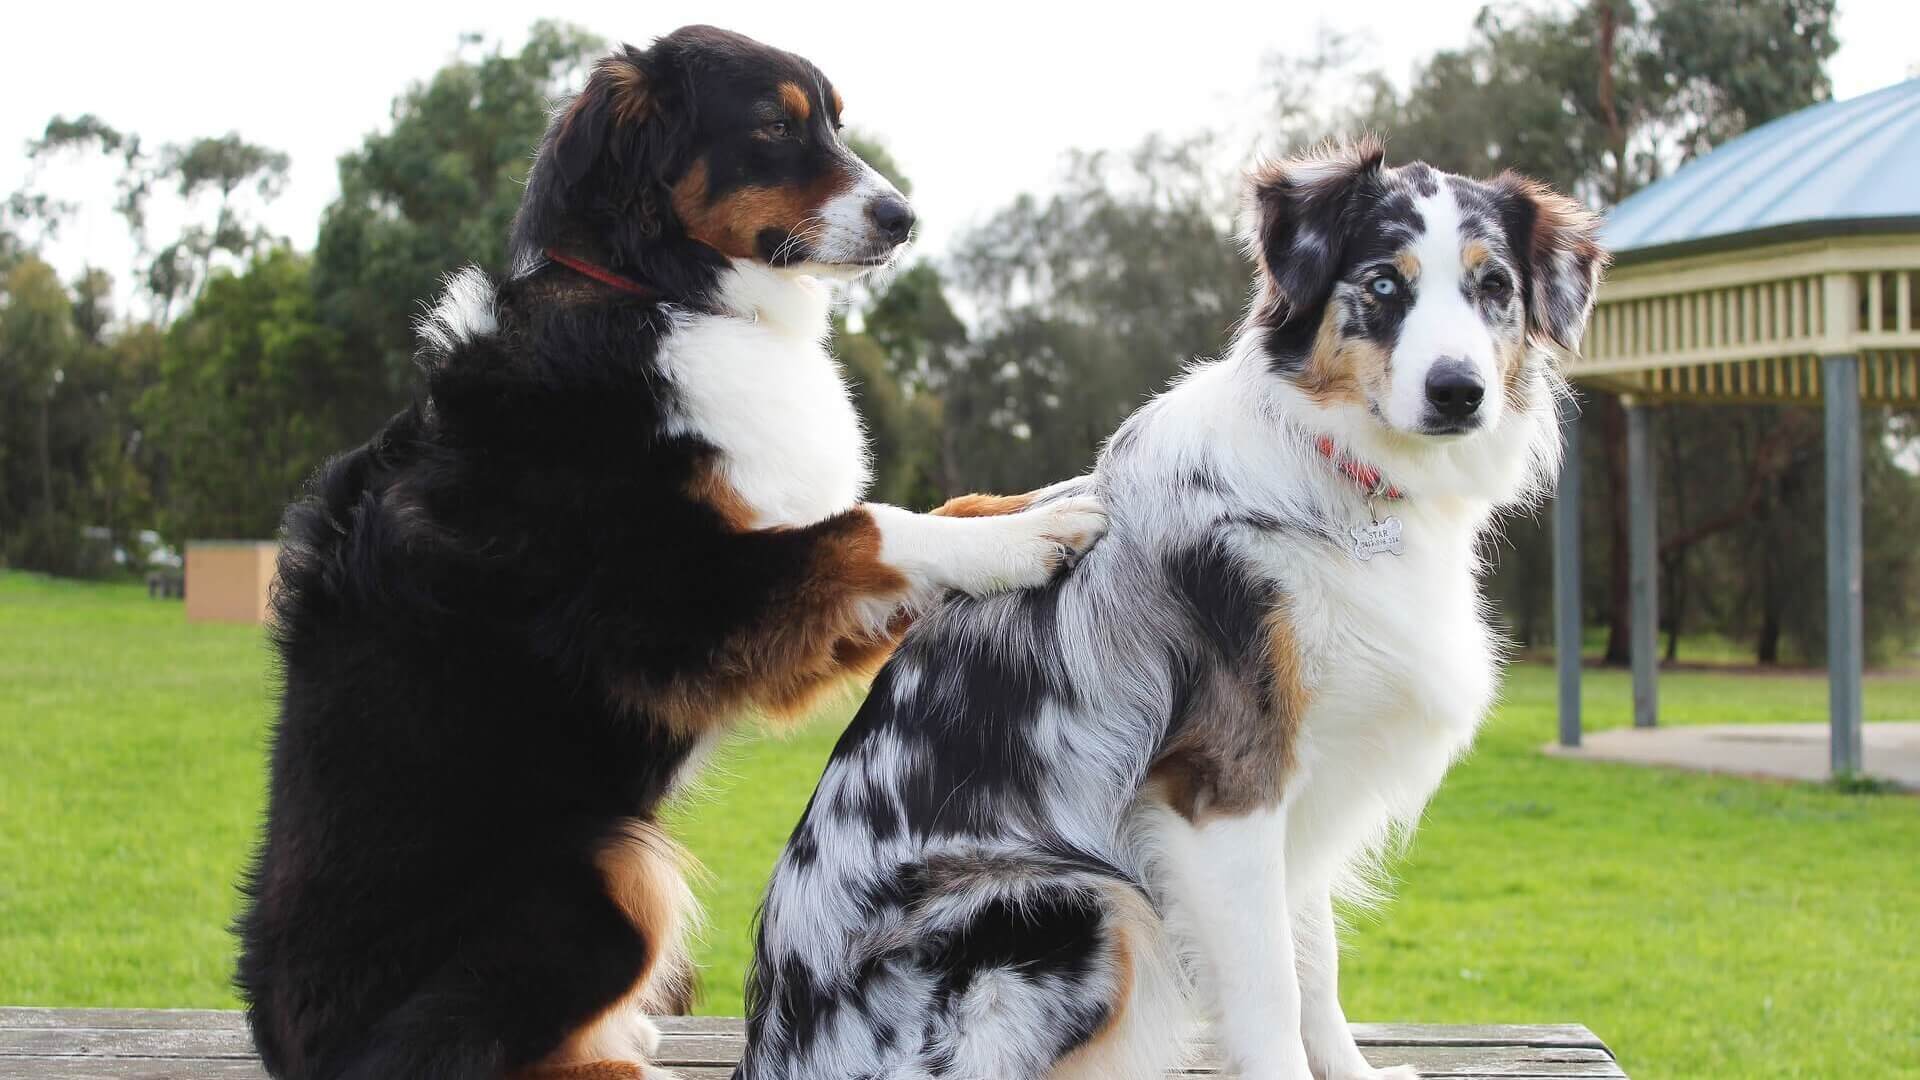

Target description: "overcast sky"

left=6, top=0, right=1916, bottom=291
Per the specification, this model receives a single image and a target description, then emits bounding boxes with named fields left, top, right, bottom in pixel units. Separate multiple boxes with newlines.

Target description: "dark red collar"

left=1315, top=436, right=1404, bottom=501
left=543, top=248, right=658, bottom=299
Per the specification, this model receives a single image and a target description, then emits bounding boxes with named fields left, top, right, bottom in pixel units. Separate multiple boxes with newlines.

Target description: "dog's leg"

left=1159, top=804, right=1313, bottom=1079
left=1295, top=886, right=1416, bottom=1080
left=864, top=494, right=1105, bottom=612
left=617, top=498, right=1103, bottom=726
left=825, top=479, right=1100, bottom=675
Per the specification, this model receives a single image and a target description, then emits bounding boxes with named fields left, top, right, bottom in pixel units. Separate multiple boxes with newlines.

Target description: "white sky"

left=6, top=0, right=1916, bottom=294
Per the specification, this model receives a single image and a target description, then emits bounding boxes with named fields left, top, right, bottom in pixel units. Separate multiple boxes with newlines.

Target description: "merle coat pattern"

left=738, top=141, right=1606, bottom=1080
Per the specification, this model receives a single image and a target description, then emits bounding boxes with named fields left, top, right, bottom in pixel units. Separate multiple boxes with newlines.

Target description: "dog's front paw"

left=953, top=494, right=1107, bottom=594
left=1025, top=494, right=1108, bottom=573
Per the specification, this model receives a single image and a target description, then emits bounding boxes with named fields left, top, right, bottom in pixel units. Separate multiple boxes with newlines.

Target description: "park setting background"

left=2, top=2, right=1916, bottom=1078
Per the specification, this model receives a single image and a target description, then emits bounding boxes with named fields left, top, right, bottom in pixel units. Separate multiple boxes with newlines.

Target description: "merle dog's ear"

left=551, top=47, right=656, bottom=188
left=1491, top=173, right=1610, bottom=352
left=1243, top=137, right=1386, bottom=327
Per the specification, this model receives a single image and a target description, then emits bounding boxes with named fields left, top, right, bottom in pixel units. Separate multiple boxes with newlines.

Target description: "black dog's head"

left=510, top=26, right=913, bottom=295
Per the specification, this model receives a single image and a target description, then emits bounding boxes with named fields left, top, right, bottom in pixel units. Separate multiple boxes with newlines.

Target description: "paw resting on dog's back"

left=868, top=494, right=1107, bottom=601
left=933, top=484, right=1109, bottom=581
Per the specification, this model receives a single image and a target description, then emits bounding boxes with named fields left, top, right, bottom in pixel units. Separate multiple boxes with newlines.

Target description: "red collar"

left=1315, top=436, right=1403, bottom=501
left=543, top=248, right=658, bottom=299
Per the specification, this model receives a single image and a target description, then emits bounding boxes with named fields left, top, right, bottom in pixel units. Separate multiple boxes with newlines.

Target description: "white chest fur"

left=1246, top=511, right=1500, bottom=888
left=657, top=265, right=872, bottom=529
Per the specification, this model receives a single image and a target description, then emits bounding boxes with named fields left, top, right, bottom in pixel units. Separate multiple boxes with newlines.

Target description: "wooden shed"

left=183, top=540, right=279, bottom=625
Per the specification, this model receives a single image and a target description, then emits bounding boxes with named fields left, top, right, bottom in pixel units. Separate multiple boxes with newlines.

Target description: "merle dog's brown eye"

left=1482, top=271, right=1512, bottom=300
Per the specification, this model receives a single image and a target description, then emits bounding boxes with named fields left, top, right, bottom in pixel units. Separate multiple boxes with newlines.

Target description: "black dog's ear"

left=1243, top=136, right=1386, bottom=327
left=551, top=47, right=655, bottom=188
left=1491, top=173, right=1610, bottom=352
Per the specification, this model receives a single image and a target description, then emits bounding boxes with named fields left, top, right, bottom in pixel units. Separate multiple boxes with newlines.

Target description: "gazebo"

left=1555, top=77, right=1920, bottom=777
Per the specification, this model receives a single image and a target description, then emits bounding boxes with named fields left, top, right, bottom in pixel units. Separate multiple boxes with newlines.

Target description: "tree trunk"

left=1600, top=395, right=1633, bottom=665
left=1664, top=552, right=1683, bottom=663
left=1596, top=0, right=1630, bottom=204
left=1757, top=590, right=1783, bottom=665
left=38, top=391, right=56, bottom=516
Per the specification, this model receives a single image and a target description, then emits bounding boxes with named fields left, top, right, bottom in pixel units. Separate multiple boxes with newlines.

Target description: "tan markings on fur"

left=827, top=491, right=1040, bottom=675
left=1498, top=335, right=1530, bottom=409
left=508, top=1063, right=646, bottom=1080
left=599, top=56, right=652, bottom=125
left=672, top=158, right=854, bottom=260
left=536, top=821, right=698, bottom=1072
left=1393, top=249, right=1422, bottom=283
left=777, top=81, right=812, bottom=121
left=831, top=609, right=915, bottom=682
left=1146, top=608, right=1308, bottom=824
left=930, top=491, right=1035, bottom=518
left=686, top=459, right=757, bottom=532
left=1462, top=239, right=1491, bottom=273
left=1264, top=611, right=1308, bottom=763
left=1507, top=175, right=1605, bottom=264
left=1295, top=303, right=1382, bottom=408
left=611, top=508, right=909, bottom=736
left=1048, top=885, right=1172, bottom=1080
left=831, top=87, right=844, bottom=118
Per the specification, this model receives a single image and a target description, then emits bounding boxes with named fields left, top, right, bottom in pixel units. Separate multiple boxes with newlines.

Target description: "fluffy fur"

left=738, top=141, right=1607, bottom=1079
left=233, top=25, right=1103, bottom=1080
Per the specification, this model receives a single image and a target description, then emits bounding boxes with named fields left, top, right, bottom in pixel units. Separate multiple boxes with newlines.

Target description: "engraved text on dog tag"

left=1349, top=516, right=1405, bottom=561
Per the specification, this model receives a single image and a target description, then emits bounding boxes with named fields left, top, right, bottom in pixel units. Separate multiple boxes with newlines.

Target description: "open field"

left=2, top=571, right=1915, bottom=1078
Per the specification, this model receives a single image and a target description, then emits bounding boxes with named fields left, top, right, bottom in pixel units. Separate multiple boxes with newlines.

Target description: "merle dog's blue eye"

left=1370, top=276, right=1398, bottom=298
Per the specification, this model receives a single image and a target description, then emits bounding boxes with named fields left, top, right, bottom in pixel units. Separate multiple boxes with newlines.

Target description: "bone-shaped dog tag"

left=1349, top=516, right=1405, bottom=561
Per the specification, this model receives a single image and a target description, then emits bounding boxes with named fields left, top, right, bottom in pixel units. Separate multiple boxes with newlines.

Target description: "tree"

left=940, top=136, right=1250, bottom=493
left=311, top=22, right=603, bottom=414
left=22, top=116, right=290, bottom=323
left=0, top=257, right=153, bottom=574
left=139, top=249, right=347, bottom=541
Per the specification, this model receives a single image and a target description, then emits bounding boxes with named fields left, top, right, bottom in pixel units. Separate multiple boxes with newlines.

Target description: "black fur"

left=235, top=25, right=904, bottom=1080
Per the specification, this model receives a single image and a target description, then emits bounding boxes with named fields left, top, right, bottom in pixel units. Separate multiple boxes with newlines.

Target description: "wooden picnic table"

left=0, top=1008, right=1626, bottom=1078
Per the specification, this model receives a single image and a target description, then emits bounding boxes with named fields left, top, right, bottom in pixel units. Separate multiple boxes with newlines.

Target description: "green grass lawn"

left=2, top=571, right=1916, bottom=1078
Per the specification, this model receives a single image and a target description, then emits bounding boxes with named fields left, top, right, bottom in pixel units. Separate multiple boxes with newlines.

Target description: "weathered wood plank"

left=0, top=1011, right=240, bottom=1032
left=0, top=1055, right=1624, bottom=1080
left=0, top=1010, right=1608, bottom=1049
left=0, top=1009, right=1625, bottom=1078
left=0, top=1022, right=1611, bottom=1060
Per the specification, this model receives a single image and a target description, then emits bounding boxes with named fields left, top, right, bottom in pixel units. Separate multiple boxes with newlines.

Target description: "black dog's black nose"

left=868, top=196, right=914, bottom=245
left=1425, top=359, right=1485, bottom=420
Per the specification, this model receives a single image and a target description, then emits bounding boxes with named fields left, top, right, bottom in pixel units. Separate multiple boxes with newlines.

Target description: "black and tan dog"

left=234, top=26, right=1102, bottom=1080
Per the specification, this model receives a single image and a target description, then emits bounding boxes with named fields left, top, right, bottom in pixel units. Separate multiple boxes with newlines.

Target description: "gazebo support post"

left=1823, top=353, right=1865, bottom=776
left=1625, top=399, right=1659, bottom=729
left=1553, top=392, right=1583, bottom=747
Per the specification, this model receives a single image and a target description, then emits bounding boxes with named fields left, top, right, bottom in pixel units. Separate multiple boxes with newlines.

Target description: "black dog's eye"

left=1482, top=271, right=1512, bottom=301
left=765, top=119, right=793, bottom=139
left=1369, top=275, right=1400, bottom=299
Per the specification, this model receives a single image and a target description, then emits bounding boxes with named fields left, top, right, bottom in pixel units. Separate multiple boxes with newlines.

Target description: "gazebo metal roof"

left=1603, top=77, right=1920, bottom=263
left=1568, top=80, right=1920, bottom=407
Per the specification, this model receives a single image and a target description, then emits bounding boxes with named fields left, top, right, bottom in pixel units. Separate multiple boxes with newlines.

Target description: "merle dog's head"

left=1244, top=138, right=1606, bottom=439
left=510, top=26, right=912, bottom=292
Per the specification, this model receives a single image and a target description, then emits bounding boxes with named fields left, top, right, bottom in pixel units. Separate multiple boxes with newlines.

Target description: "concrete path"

left=1544, top=722, right=1920, bottom=789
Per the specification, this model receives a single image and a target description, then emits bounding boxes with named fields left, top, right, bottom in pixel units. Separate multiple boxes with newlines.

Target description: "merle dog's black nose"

left=868, top=196, right=914, bottom=245
left=1425, top=359, right=1486, bottom=420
